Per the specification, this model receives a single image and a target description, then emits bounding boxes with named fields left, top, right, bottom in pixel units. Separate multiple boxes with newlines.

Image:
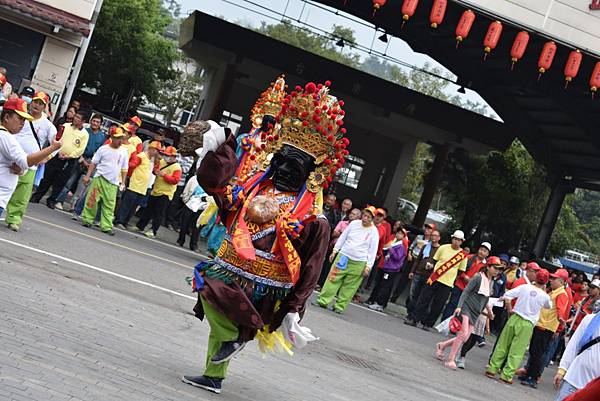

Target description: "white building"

left=0, top=0, right=99, bottom=114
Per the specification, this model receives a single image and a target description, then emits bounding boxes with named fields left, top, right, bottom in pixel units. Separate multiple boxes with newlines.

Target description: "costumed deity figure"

left=182, top=80, right=350, bottom=394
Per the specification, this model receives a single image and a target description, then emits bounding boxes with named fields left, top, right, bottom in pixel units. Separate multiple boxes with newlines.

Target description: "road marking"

left=23, top=215, right=197, bottom=270
left=0, top=237, right=196, bottom=301
left=40, top=209, right=207, bottom=258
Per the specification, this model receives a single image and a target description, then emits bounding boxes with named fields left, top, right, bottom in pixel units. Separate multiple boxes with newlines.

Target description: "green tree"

left=78, top=0, right=178, bottom=111
left=154, top=54, right=203, bottom=127
left=257, top=20, right=361, bottom=68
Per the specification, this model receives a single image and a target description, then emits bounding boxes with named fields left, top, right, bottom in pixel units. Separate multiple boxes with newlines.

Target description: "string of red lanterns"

left=360, top=2, right=597, bottom=95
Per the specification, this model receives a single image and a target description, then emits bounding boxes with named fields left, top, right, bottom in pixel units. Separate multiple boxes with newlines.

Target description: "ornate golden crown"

left=257, top=81, right=350, bottom=193
left=250, top=75, right=287, bottom=129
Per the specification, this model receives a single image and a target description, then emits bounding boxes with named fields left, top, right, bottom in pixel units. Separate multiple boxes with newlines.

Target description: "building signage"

left=591, top=0, right=600, bottom=11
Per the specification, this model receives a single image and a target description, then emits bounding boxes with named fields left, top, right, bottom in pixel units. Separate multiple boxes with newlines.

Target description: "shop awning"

left=0, top=0, right=91, bottom=36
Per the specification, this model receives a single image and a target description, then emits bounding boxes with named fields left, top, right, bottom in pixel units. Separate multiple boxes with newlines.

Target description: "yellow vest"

left=128, top=151, right=151, bottom=195
left=537, top=286, right=567, bottom=332
left=129, top=135, right=142, bottom=150
left=60, top=124, right=88, bottom=158
left=151, top=160, right=181, bottom=200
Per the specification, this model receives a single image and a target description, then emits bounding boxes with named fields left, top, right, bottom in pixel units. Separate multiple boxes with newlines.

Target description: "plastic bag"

left=435, top=317, right=452, bottom=337
left=280, top=312, right=319, bottom=349
left=198, top=196, right=217, bottom=226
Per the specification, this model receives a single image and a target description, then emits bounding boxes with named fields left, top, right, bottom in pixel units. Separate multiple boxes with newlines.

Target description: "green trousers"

left=82, top=176, right=117, bottom=232
left=316, top=254, right=366, bottom=312
left=487, top=313, right=534, bottom=382
left=5, top=169, right=36, bottom=226
left=201, top=296, right=239, bottom=379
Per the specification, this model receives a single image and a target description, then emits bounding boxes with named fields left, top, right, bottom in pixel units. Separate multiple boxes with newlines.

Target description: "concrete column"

left=531, top=178, right=573, bottom=258
left=383, top=139, right=417, bottom=212
left=412, top=143, right=450, bottom=227
left=207, top=63, right=237, bottom=122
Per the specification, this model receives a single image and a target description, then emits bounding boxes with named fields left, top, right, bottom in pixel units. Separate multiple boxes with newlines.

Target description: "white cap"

left=451, top=230, right=465, bottom=241
left=590, top=279, right=600, bottom=289
left=481, top=242, right=492, bottom=251
left=509, top=256, right=520, bottom=264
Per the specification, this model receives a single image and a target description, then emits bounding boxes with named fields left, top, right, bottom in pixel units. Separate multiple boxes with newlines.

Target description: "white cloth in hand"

left=199, top=120, right=226, bottom=158
left=280, top=312, right=319, bottom=349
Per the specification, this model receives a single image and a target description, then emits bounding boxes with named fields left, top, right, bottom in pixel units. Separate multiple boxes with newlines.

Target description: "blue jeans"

left=73, top=186, right=88, bottom=216
left=0, top=206, right=4, bottom=218
left=441, top=286, right=463, bottom=322
left=407, top=273, right=428, bottom=317
left=555, top=380, right=577, bottom=401
left=56, top=167, right=81, bottom=202
left=544, top=334, right=562, bottom=367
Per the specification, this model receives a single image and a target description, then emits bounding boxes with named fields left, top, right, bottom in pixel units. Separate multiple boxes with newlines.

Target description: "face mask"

left=22, top=96, right=32, bottom=104
left=270, top=145, right=314, bottom=192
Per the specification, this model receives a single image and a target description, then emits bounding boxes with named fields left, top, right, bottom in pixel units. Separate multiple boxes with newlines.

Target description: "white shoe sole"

left=181, top=376, right=221, bottom=394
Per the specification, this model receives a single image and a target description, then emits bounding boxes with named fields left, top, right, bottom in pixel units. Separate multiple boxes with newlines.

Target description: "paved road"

left=0, top=205, right=556, bottom=401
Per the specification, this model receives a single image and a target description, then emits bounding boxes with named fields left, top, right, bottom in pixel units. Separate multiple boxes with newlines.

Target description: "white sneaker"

left=144, top=230, right=155, bottom=238
left=368, top=303, right=384, bottom=312
left=116, top=223, right=127, bottom=230
left=456, top=357, right=465, bottom=369
left=130, top=226, right=141, bottom=232
left=54, top=202, right=64, bottom=211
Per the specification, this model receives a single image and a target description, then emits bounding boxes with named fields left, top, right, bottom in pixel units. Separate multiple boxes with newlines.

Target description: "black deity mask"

left=269, top=145, right=315, bottom=192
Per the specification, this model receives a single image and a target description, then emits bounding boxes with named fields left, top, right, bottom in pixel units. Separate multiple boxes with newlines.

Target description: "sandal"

left=444, top=361, right=457, bottom=370
left=484, top=371, right=496, bottom=379
left=435, top=343, right=444, bottom=360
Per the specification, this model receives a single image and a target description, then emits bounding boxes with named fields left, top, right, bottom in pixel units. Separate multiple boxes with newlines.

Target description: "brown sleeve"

left=270, top=218, right=330, bottom=330
left=196, top=131, right=237, bottom=194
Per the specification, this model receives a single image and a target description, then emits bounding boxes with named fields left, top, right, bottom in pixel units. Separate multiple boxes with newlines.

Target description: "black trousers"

left=389, top=258, right=412, bottom=303
left=177, top=206, right=201, bottom=250
left=460, top=333, right=480, bottom=358
left=411, top=280, right=452, bottom=327
left=165, top=185, right=185, bottom=228
left=32, top=157, right=78, bottom=203
left=527, top=328, right=554, bottom=380
left=136, top=194, right=170, bottom=234
left=371, top=271, right=399, bottom=308
left=115, top=190, right=144, bottom=226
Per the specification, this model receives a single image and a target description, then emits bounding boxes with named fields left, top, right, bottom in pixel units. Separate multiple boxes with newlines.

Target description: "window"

left=219, top=110, right=243, bottom=135
left=335, top=154, right=365, bottom=189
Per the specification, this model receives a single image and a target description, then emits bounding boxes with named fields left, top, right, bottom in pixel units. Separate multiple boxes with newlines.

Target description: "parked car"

left=396, top=197, right=452, bottom=229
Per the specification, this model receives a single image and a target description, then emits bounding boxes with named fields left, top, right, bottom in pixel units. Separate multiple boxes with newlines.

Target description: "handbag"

left=449, top=314, right=463, bottom=334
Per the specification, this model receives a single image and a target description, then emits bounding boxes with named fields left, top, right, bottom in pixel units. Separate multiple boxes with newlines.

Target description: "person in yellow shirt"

left=123, top=115, right=143, bottom=152
left=114, top=141, right=162, bottom=229
left=31, top=110, right=88, bottom=208
left=134, top=146, right=181, bottom=238
left=405, top=230, right=468, bottom=330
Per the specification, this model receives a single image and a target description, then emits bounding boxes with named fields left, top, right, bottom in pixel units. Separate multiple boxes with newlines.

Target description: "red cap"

left=526, top=262, right=541, bottom=271
left=2, top=98, right=33, bottom=120
left=32, top=91, right=49, bottom=105
left=161, top=145, right=177, bottom=156
left=550, top=268, right=569, bottom=280
left=487, top=256, right=502, bottom=266
left=375, top=208, right=386, bottom=216
left=425, top=222, right=436, bottom=230
left=535, top=269, right=550, bottom=285
left=129, top=116, right=142, bottom=127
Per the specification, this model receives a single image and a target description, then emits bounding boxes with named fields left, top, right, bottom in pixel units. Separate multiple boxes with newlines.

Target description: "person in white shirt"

left=176, top=175, right=208, bottom=251
left=315, top=206, right=379, bottom=313
left=554, top=300, right=600, bottom=401
left=80, top=127, right=128, bottom=235
left=5, top=91, right=57, bottom=231
left=0, top=98, right=61, bottom=217
left=486, top=269, right=552, bottom=384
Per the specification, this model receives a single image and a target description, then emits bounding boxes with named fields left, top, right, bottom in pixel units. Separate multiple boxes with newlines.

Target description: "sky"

left=178, top=0, right=495, bottom=116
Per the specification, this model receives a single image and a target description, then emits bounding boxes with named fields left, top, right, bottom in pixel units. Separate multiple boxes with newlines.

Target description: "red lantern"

left=429, top=0, right=447, bottom=28
left=564, top=49, right=583, bottom=88
left=483, top=21, right=503, bottom=60
left=589, top=61, right=600, bottom=99
left=372, top=0, right=386, bottom=16
left=510, top=31, right=529, bottom=70
left=455, top=10, right=476, bottom=48
left=401, top=0, right=419, bottom=28
left=537, top=41, right=557, bottom=81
